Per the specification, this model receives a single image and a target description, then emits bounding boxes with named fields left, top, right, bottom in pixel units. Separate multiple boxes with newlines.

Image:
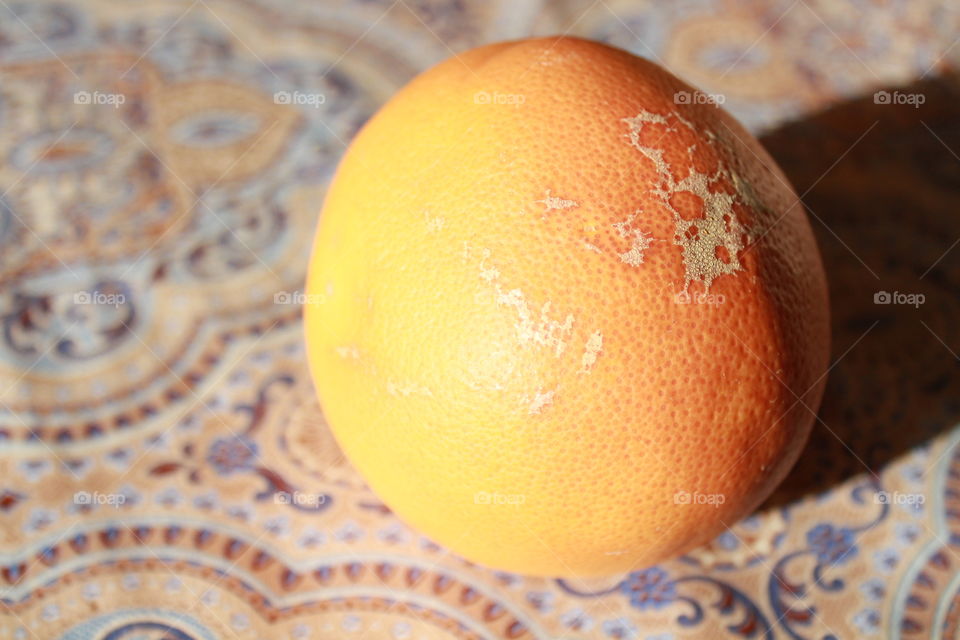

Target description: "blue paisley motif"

left=768, top=480, right=890, bottom=640
left=559, top=567, right=774, bottom=638
left=206, top=436, right=259, bottom=475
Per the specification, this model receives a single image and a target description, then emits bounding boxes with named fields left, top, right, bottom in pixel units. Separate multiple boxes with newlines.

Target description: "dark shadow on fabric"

left=758, top=73, right=960, bottom=508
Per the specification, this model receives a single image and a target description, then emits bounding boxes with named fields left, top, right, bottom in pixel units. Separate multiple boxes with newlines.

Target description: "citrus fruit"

left=304, top=36, right=829, bottom=577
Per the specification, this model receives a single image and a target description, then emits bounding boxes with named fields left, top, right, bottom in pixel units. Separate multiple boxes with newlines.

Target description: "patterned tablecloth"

left=2, top=1, right=960, bottom=638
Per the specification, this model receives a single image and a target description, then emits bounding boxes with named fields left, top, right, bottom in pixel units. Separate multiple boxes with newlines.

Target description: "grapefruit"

left=304, top=36, right=829, bottom=577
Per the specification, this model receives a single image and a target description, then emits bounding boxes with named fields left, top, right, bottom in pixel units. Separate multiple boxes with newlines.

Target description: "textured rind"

left=305, top=36, right=830, bottom=577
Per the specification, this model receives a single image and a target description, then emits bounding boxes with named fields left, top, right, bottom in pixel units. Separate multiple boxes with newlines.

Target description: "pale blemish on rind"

left=423, top=210, right=445, bottom=232
left=612, top=211, right=655, bottom=267
left=463, top=243, right=500, bottom=282
left=536, top=189, right=578, bottom=212
left=671, top=171, right=747, bottom=291
left=495, top=290, right=574, bottom=358
left=387, top=380, right=433, bottom=398
left=465, top=245, right=576, bottom=358
left=334, top=345, right=360, bottom=360
left=622, top=111, right=751, bottom=290
left=579, top=331, right=603, bottom=374
left=478, top=249, right=500, bottom=282
left=583, top=241, right=603, bottom=254
left=463, top=345, right=514, bottom=392
left=527, top=388, right=555, bottom=414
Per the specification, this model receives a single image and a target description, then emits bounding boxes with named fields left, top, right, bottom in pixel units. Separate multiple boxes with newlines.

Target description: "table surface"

left=2, top=1, right=960, bottom=638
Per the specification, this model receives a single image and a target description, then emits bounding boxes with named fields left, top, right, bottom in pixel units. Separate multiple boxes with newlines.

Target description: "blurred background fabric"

left=2, top=0, right=960, bottom=638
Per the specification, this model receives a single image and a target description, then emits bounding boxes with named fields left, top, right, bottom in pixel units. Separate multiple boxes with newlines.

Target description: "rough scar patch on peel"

left=536, top=189, right=578, bottom=212
left=465, top=243, right=575, bottom=358
left=334, top=345, right=360, bottom=360
left=387, top=380, right=433, bottom=398
left=477, top=249, right=500, bottom=282
left=423, top=210, right=445, bottom=232
left=612, top=211, right=655, bottom=267
left=496, top=291, right=574, bottom=358
left=582, top=241, right=603, bottom=254
left=622, top=110, right=752, bottom=291
left=527, top=388, right=555, bottom=414
left=579, top=330, right=603, bottom=374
